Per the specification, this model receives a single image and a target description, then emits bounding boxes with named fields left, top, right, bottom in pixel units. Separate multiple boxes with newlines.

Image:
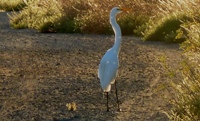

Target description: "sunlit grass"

left=0, top=0, right=26, bottom=11
left=142, top=0, right=200, bottom=43
left=167, top=59, right=200, bottom=121
left=166, top=21, right=200, bottom=120
left=143, top=13, right=191, bottom=43
left=8, top=0, right=200, bottom=42
left=66, top=102, right=77, bottom=111
left=9, top=0, right=64, bottom=32
left=9, top=0, right=154, bottom=34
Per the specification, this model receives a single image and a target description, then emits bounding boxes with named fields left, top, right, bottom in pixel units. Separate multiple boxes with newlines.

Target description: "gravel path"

left=0, top=12, right=182, bottom=121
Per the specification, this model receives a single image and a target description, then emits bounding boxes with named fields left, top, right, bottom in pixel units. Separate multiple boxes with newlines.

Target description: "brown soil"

left=0, top=12, right=182, bottom=121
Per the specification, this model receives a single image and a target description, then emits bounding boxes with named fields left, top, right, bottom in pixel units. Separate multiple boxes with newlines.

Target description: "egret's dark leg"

left=106, top=92, right=109, bottom=112
left=115, top=81, right=120, bottom=111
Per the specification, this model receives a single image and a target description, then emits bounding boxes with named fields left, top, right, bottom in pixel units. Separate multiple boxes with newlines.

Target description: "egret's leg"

left=106, top=92, right=109, bottom=112
left=115, top=81, right=120, bottom=111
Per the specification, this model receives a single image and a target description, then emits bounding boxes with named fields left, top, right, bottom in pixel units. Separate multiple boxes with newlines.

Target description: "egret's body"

left=98, top=7, right=126, bottom=112
left=98, top=48, right=119, bottom=91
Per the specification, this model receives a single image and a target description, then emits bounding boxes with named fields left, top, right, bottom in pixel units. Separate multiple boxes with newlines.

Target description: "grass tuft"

left=66, top=102, right=77, bottom=111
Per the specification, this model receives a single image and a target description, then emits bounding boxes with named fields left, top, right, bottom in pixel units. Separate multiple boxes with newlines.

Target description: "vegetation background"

left=0, top=0, right=199, bottom=120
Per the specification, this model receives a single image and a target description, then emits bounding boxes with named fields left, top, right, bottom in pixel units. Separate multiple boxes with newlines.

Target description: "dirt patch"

left=0, top=12, right=182, bottom=121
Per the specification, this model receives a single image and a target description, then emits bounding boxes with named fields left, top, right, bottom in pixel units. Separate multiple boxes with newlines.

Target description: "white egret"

left=98, top=7, right=129, bottom=112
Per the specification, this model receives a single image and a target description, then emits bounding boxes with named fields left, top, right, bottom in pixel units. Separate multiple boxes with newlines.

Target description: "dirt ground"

left=0, top=12, right=182, bottom=121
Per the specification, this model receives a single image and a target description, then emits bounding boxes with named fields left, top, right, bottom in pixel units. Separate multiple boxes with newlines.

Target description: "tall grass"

left=9, top=0, right=155, bottom=34
left=0, top=0, right=26, bottom=11
left=142, top=0, right=199, bottom=119
left=9, top=0, right=64, bottom=32
left=143, top=13, right=191, bottom=43
left=8, top=0, right=200, bottom=41
left=7, top=0, right=200, bottom=40
left=142, top=0, right=200, bottom=43
left=179, top=22, right=200, bottom=53
left=166, top=20, right=200, bottom=120
left=72, top=0, right=156, bottom=35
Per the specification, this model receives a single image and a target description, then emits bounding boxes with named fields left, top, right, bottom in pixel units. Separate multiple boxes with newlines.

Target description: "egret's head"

left=111, top=7, right=130, bottom=15
left=111, top=7, right=122, bottom=15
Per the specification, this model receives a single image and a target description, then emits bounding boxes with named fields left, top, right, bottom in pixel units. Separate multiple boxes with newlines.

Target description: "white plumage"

left=98, top=48, right=119, bottom=92
left=98, top=7, right=128, bottom=112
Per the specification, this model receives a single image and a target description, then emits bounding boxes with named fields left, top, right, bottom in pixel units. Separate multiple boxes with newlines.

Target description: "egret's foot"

left=117, top=108, right=122, bottom=112
left=107, top=109, right=109, bottom=112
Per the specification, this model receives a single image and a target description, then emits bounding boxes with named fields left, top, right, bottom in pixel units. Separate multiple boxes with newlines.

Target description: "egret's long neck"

left=110, top=13, right=122, bottom=54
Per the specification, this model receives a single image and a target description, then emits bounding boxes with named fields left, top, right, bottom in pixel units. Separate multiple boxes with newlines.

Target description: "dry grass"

left=0, top=0, right=26, bottom=11
left=9, top=0, right=157, bottom=34
left=157, top=0, right=200, bottom=17
left=142, top=0, right=200, bottom=43
left=165, top=21, right=200, bottom=120
left=7, top=0, right=200, bottom=40
left=70, top=0, right=157, bottom=34
left=9, top=0, right=63, bottom=32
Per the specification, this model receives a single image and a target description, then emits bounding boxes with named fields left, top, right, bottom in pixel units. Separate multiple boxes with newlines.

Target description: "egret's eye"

left=117, top=8, right=122, bottom=11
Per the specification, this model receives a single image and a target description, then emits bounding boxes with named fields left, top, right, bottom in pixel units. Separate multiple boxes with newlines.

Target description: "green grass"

left=0, top=0, right=26, bottom=11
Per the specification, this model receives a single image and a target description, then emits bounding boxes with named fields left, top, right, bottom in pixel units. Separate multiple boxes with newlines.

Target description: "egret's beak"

left=119, top=8, right=131, bottom=12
